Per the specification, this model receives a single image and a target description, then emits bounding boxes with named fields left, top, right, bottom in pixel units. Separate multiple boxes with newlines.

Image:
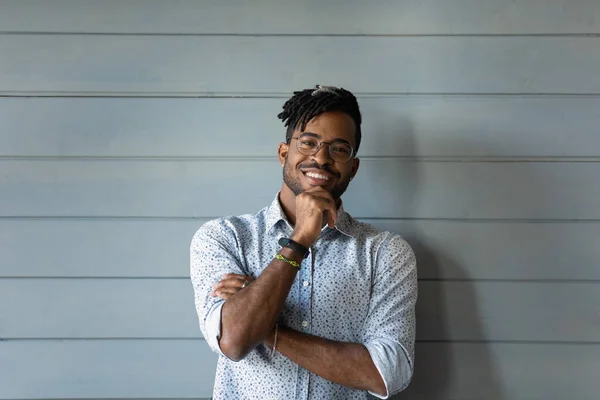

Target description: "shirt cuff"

left=205, top=301, right=226, bottom=357
left=364, top=338, right=413, bottom=399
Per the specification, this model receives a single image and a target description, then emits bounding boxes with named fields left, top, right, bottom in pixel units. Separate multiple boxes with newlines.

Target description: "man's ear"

left=278, top=142, right=289, bottom=166
left=350, top=157, right=360, bottom=180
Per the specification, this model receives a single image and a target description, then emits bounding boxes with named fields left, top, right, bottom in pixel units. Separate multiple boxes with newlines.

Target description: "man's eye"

left=301, top=141, right=317, bottom=147
left=332, top=146, right=350, bottom=154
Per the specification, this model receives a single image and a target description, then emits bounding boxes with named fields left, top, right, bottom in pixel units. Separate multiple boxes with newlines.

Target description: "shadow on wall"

left=395, top=242, right=504, bottom=400
left=372, top=119, right=506, bottom=400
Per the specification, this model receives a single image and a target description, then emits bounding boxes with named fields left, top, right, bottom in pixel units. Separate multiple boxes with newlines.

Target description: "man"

left=190, top=85, right=417, bottom=399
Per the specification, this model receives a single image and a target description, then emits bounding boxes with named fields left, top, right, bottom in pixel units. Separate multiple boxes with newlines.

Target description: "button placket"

left=298, top=248, right=312, bottom=332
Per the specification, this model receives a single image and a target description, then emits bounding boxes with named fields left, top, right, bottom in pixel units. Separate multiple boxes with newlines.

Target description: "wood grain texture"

left=1, top=0, right=599, bottom=34
left=3, top=96, right=600, bottom=157
left=2, top=35, right=600, bottom=94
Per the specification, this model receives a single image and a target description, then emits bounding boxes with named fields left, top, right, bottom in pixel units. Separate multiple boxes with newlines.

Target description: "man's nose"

left=311, top=143, right=333, bottom=164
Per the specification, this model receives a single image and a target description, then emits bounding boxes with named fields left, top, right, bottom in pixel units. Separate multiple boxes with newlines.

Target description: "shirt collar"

left=265, top=193, right=291, bottom=233
left=266, top=192, right=355, bottom=238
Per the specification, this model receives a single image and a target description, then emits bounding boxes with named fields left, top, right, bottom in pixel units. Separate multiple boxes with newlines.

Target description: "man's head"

left=277, top=85, right=362, bottom=200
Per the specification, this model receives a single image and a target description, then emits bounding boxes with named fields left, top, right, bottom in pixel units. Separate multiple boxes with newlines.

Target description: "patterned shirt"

left=190, top=194, right=417, bottom=399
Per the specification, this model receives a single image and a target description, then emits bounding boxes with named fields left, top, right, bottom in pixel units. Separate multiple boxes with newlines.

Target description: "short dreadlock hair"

left=277, top=85, right=362, bottom=154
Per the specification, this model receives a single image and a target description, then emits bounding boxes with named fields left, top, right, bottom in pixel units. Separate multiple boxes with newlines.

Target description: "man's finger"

left=214, top=279, right=242, bottom=291
left=214, top=290, right=233, bottom=300
left=311, top=194, right=337, bottom=227
left=216, top=287, right=241, bottom=295
left=211, top=287, right=240, bottom=298
left=324, top=210, right=335, bottom=229
left=212, top=275, right=254, bottom=297
left=222, top=273, right=247, bottom=280
left=216, top=275, right=253, bottom=286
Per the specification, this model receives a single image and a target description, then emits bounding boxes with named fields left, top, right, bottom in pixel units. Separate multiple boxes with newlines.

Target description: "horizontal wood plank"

left=2, top=219, right=600, bottom=281
left=2, top=340, right=600, bottom=399
left=2, top=35, right=600, bottom=94
left=2, top=159, right=600, bottom=219
left=0, top=219, right=202, bottom=278
left=3, top=279, right=600, bottom=342
left=401, top=342, right=600, bottom=400
left=0, top=279, right=200, bottom=339
left=416, top=281, right=600, bottom=342
left=1, top=0, right=599, bottom=34
left=377, top=219, right=600, bottom=281
left=4, top=96, right=600, bottom=157
left=0, top=339, right=216, bottom=399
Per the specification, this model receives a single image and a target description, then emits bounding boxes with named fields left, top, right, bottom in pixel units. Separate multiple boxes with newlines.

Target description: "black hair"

left=277, top=85, right=362, bottom=153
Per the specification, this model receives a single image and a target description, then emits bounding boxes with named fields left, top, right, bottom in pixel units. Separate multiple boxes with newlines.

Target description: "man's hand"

left=211, top=273, right=254, bottom=300
left=291, top=186, right=338, bottom=248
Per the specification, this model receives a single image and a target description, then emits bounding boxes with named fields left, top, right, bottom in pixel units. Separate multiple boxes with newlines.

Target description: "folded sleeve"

left=362, top=234, right=418, bottom=398
left=190, top=219, right=248, bottom=356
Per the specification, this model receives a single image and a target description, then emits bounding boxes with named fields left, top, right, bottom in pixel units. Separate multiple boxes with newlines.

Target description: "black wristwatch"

left=278, top=237, right=310, bottom=258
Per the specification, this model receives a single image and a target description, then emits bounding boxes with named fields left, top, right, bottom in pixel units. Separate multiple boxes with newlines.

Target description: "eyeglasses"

left=289, top=134, right=355, bottom=163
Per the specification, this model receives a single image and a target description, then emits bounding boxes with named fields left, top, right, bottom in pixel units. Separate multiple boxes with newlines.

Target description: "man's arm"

left=263, top=326, right=387, bottom=396
left=214, top=234, right=417, bottom=397
left=211, top=186, right=339, bottom=361
left=214, top=278, right=385, bottom=395
left=216, top=247, right=300, bottom=361
left=191, top=219, right=303, bottom=361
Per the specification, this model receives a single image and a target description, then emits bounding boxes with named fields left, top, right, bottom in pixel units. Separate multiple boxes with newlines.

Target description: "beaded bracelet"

left=274, top=253, right=301, bottom=270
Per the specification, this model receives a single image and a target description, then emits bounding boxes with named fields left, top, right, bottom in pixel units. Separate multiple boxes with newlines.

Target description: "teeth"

left=306, top=172, right=330, bottom=180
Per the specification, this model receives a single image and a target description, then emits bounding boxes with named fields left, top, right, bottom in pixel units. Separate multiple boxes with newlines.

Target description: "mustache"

left=298, top=162, right=340, bottom=178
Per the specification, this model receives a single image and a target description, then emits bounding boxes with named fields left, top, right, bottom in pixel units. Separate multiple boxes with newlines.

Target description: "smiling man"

left=190, top=85, right=417, bottom=399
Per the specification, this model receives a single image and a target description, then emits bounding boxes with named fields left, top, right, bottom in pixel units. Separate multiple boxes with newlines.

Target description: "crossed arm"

left=192, top=231, right=417, bottom=398
left=191, top=195, right=417, bottom=397
left=212, top=263, right=387, bottom=396
left=266, top=322, right=387, bottom=395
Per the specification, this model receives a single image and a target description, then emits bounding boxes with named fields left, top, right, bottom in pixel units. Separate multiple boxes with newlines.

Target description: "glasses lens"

left=329, top=142, right=353, bottom=162
left=295, top=135, right=354, bottom=163
left=296, top=136, right=319, bottom=154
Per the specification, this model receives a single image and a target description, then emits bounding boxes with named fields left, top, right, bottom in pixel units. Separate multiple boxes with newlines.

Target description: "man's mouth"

left=302, top=169, right=335, bottom=186
left=305, top=171, right=331, bottom=181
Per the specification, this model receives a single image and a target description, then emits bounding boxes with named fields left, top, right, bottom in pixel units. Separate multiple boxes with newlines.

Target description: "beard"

left=282, top=159, right=350, bottom=200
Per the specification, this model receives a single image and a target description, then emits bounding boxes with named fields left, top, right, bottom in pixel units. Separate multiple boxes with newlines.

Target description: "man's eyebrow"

left=300, top=131, right=352, bottom=146
left=299, top=131, right=320, bottom=139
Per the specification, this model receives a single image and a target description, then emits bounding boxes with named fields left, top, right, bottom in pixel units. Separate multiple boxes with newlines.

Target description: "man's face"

left=278, top=111, right=360, bottom=200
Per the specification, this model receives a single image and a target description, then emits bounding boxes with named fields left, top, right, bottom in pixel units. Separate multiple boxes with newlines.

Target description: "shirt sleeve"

left=362, top=233, right=418, bottom=398
left=190, top=219, right=248, bottom=356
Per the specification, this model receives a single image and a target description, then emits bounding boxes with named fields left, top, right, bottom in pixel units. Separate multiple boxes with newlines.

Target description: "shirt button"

left=303, top=281, right=309, bottom=287
left=302, top=321, right=308, bottom=327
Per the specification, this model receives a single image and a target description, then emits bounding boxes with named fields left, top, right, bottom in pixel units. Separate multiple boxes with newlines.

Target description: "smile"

left=305, top=172, right=331, bottom=181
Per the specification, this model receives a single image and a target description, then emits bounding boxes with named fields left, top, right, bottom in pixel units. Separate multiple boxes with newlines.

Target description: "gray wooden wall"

left=1, top=1, right=600, bottom=399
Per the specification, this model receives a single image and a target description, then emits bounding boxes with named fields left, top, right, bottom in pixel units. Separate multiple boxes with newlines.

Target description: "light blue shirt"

left=190, top=194, right=417, bottom=399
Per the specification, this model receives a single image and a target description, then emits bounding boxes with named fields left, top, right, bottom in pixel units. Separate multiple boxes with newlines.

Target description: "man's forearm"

left=265, top=326, right=387, bottom=396
left=219, top=247, right=301, bottom=361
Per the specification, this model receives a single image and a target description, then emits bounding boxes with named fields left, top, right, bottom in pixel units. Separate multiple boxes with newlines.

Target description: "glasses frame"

left=289, top=135, right=355, bottom=164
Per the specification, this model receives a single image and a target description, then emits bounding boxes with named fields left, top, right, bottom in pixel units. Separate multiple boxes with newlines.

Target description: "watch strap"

left=278, top=237, right=309, bottom=258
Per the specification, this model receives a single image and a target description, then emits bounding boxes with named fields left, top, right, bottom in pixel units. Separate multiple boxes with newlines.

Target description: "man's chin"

left=303, top=181, right=335, bottom=192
